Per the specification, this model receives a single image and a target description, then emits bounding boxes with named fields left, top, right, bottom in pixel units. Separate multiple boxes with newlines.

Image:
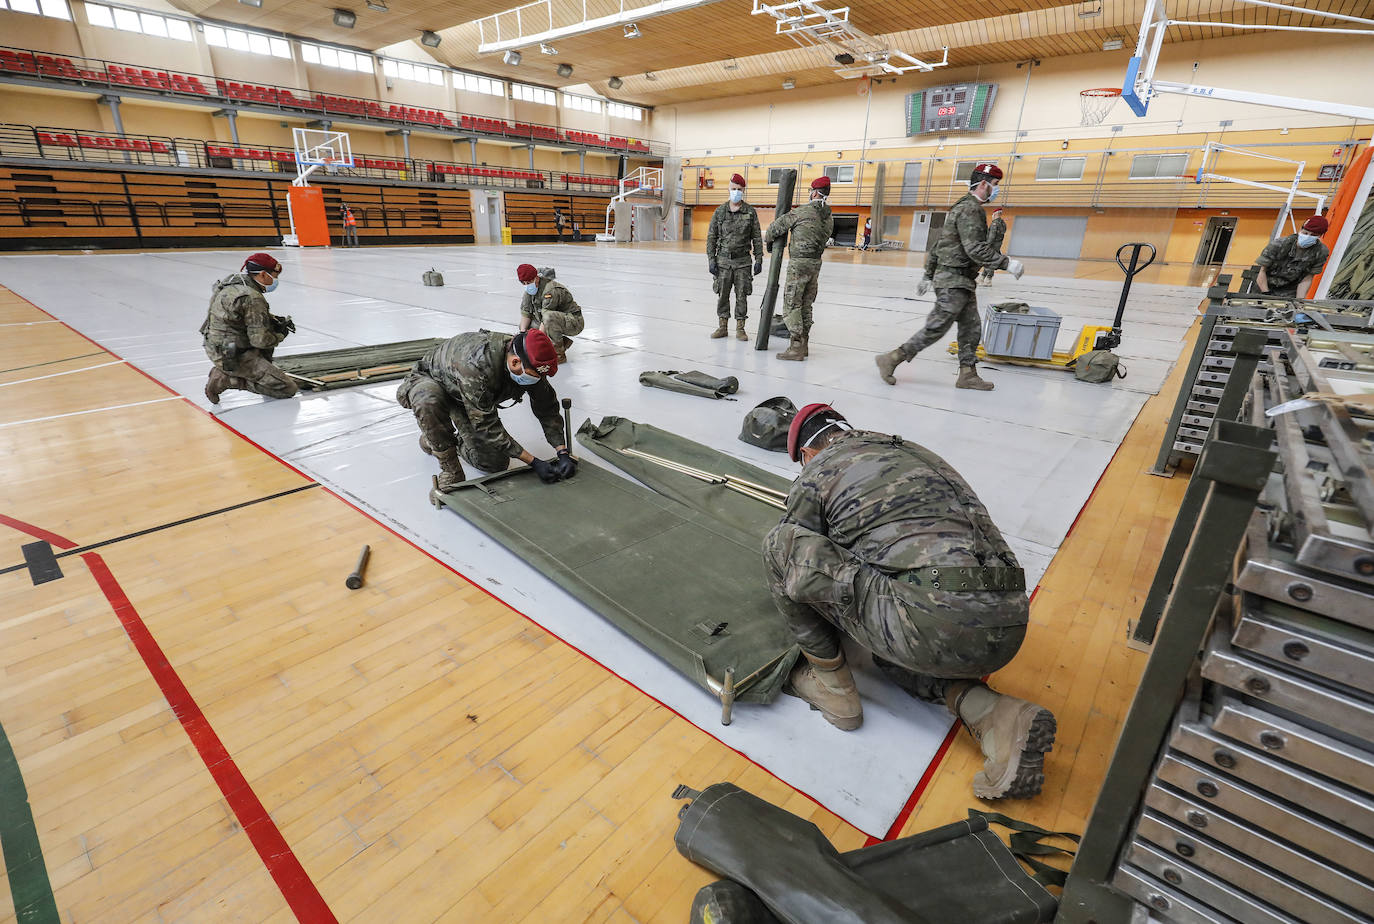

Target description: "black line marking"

left=0, top=352, right=104, bottom=375
left=0, top=483, right=319, bottom=576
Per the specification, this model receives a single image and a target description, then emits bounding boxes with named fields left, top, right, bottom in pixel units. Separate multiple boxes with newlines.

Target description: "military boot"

left=710, top=317, right=729, bottom=339
left=955, top=365, right=995, bottom=390
left=801, top=332, right=810, bottom=358
left=785, top=651, right=862, bottom=730
left=204, top=368, right=229, bottom=405
left=954, top=685, right=1057, bottom=799
left=875, top=349, right=906, bottom=385
left=433, top=446, right=467, bottom=493
left=775, top=336, right=806, bottom=361
left=735, top=319, right=749, bottom=341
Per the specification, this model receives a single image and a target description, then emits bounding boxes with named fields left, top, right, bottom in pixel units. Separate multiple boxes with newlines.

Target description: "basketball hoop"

left=1079, top=88, right=1121, bottom=127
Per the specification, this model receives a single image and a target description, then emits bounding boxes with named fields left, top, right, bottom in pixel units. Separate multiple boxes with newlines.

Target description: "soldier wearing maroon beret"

left=706, top=172, right=765, bottom=341
left=1254, top=215, right=1331, bottom=298
left=201, top=251, right=298, bottom=404
left=397, top=328, right=574, bottom=490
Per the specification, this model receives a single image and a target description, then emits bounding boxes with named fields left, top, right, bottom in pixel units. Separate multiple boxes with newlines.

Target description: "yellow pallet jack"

left=948, top=242, right=1156, bottom=370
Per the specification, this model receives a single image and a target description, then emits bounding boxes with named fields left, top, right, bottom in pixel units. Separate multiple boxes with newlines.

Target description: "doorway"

left=831, top=213, right=859, bottom=247
left=487, top=195, right=501, bottom=243
left=1195, top=217, right=1237, bottom=265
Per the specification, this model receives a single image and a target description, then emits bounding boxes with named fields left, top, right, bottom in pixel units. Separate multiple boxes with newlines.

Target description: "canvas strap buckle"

left=900, top=566, right=1025, bottom=593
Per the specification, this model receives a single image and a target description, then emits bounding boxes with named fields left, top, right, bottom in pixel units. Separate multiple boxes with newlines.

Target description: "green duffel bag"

left=738, top=397, right=797, bottom=452
left=1074, top=349, right=1126, bottom=383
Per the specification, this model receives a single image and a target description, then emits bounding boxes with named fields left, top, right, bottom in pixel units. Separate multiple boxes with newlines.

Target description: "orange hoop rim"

left=1080, top=87, right=1122, bottom=97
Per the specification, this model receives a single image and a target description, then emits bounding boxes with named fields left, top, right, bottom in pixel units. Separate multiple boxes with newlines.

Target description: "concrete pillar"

left=99, top=95, right=131, bottom=163
left=388, top=128, right=411, bottom=162
left=213, top=109, right=240, bottom=145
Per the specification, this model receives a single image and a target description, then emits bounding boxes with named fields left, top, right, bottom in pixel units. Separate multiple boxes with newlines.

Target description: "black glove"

left=530, top=457, right=561, bottom=484
left=753, top=259, right=762, bottom=276
left=271, top=314, right=296, bottom=335
left=553, top=447, right=578, bottom=480
left=765, top=240, right=773, bottom=254
left=708, top=259, right=718, bottom=276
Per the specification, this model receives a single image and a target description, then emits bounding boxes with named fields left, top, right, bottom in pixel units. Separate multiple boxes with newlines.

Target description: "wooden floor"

left=0, top=280, right=1195, bottom=922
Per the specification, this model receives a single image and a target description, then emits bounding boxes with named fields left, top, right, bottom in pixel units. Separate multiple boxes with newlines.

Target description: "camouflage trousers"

left=781, top=258, right=822, bottom=335
left=898, top=287, right=982, bottom=367
left=209, top=349, right=298, bottom=399
left=762, top=522, right=1027, bottom=703
left=395, top=371, right=509, bottom=473
left=535, top=310, right=585, bottom=349
left=714, top=265, right=752, bottom=319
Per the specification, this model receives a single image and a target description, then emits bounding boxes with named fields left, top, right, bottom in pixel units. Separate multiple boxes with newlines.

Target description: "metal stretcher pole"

left=615, top=447, right=789, bottom=509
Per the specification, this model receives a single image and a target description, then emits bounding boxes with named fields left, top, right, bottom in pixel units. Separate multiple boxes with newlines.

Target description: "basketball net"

left=1079, top=88, right=1121, bottom=127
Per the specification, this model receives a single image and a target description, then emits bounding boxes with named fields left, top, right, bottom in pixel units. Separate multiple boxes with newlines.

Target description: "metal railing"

left=0, top=123, right=630, bottom=193
left=0, top=44, right=667, bottom=155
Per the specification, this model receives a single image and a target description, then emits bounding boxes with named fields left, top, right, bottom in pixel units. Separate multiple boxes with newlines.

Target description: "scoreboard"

left=905, top=82, right=999, bottom=135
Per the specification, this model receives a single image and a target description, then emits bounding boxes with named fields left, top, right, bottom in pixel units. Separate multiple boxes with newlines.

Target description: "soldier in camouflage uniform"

left=763, top=404, right=1056, bottom=800
left=706, top=173, right=764, bottom=341
left=875, top=164, right=1025, bottom=391
left=1253, top=215, right=1330, bottom=298
left=517, top=263, right=584, bottom=364
left=201, top=251, right=298, bottom=404
left=396, top=328, right=574, bottom=491
left=765, top=175, right=835, bottom=361
left=980, top=208, right=1007, bottom=283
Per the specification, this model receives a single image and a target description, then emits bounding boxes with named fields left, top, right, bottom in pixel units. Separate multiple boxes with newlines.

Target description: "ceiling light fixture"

left=834, top=52, right=854, bottom=65
left=723, top=58, right=738, bottom=70
left=556, top=63, right=573, bottom=78
left=1077, top=1, right=1102, bottom=17
left=539, top=43, right=558, bottom=55
left=782, top=77, right=796, bottom=89
left=504, top=49, right=522, bottom=65
left=624, top=23, right=640, bottom=38
left=238, top=0, right=262, bottom=7
left=365, top=0, right=387, bottom=10
left=608, top=76, right=623, bottom=89
left=333, top=8, right=356, bottom=28
left=420, top=30, right=441, bottom=47
left=644, top=71, right=657, bottom=80
left=1101, top=36, right=1123, bottom=50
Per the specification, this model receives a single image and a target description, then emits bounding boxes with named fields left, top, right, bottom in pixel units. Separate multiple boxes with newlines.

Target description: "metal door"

left=899, top=162, right=922, bottom=205
left=1195, top=217, right=1238, bottom=265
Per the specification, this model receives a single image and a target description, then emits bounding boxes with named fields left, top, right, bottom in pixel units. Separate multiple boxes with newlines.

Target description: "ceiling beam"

left=476, top=0, right=726, bottom=54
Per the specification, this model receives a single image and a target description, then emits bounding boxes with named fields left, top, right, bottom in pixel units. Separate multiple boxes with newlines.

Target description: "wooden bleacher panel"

left=0, top=166, right=479, bottom=249
left=503, top=192, right=609, bottom=241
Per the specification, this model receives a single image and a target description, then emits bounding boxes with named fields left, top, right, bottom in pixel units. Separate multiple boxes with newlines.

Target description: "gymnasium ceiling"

left=165, top=0, right=1374, bottom=107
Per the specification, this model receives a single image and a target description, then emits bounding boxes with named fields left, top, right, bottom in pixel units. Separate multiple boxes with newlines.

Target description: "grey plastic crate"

left=982, top=304, right=1061, bottom=360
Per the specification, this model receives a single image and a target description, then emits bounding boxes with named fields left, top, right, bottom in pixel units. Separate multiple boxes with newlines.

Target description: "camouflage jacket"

left=520, top=279, right=582, bottom=325
left=1256, top=233, right=1330, bottom=292
left=707, top=202, right=764, bottom=268
left=779, top=430, right=1019, bottom=572
left=200, top=273, right=286, bottom=365
left=924, top=194, right=1009, bottom=291
left=415, top=330, right=564, bottom=460
left=987, top=216, right=1007, bottom=252
left=765, top=198, right=833, bottom=261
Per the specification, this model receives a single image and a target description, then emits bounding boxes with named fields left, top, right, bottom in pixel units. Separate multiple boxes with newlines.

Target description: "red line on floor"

left=0, top=510, right=335, bottom=923
left=864, top=720, right=964, bottom=846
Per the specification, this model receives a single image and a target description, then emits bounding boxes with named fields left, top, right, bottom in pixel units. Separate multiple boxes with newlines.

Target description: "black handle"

left=1115, top=242, right=1156, bottom=278
left=561, top=397, right=573, bottom=454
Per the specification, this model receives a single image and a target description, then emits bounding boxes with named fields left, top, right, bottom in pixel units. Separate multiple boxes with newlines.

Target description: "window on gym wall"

left=824, top=165, right=856, bottom=183
left=953, top=161, right=979, bottom=183
left=767, top=167, right=787, bottom=184
left=607, top=102, right=643, bottom=121
left=2, top=0, right=70, bottom=20
left=301, top=43, right=372, bottom=71
left=1130, top=153, right=1191, bottom=179
left=563, top=93, right=603, bottom=114
left=512, top=83, right=556, bottom=105
left=85, top=3, right=191, bottom=39
left=205, top=24, right=291, bottom=58
left=1035, top=156, right=1086, bottom=181
left=457, top=73, right=503, bottom=96
left=381, top=58, right=445, bottom=85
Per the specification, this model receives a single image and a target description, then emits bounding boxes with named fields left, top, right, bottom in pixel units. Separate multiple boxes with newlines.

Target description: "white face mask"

left=729, top=189, right=743, bottom=203
left=1297, top=233, right=1318, bottom=248
left=524, top=282, right=539, bottom=295
left=510, top=369, right=540, bottom=386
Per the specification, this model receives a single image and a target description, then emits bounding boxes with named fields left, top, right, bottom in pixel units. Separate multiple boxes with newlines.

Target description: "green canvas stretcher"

left=638, top=370, right=741, bottom=400
left=431, top=417, right=802, bottom=720
left=275, top=338, right=445, bottom=390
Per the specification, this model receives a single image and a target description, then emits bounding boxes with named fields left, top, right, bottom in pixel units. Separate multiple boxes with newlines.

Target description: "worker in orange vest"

left=342, top=205, right=359, bottom=247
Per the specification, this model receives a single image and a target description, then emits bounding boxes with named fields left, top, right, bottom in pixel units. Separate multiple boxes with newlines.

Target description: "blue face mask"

left=729, top=189, right=743, bottom=203
left=510, top=369, right=540, bottom=386
left=987, top=184, right=1001, bottom=202
left=1297, top=233, right=1318, bottom=248
left=263, top=276, right=279, bottom=292
left=524, top=283, right=539, bottom=295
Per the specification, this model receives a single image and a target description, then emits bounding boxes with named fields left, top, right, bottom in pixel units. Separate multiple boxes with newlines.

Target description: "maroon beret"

left=516, top=263, right=538, bottom=283
left=810, top=176, right=830, bottom=191
left=514, top=329, right=558, bottom=377
left=1302, top=216, right=1329, bottom=235
left=730, top=173, right=746, bottom=187
left=243, top=252, right=281, bottom=274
